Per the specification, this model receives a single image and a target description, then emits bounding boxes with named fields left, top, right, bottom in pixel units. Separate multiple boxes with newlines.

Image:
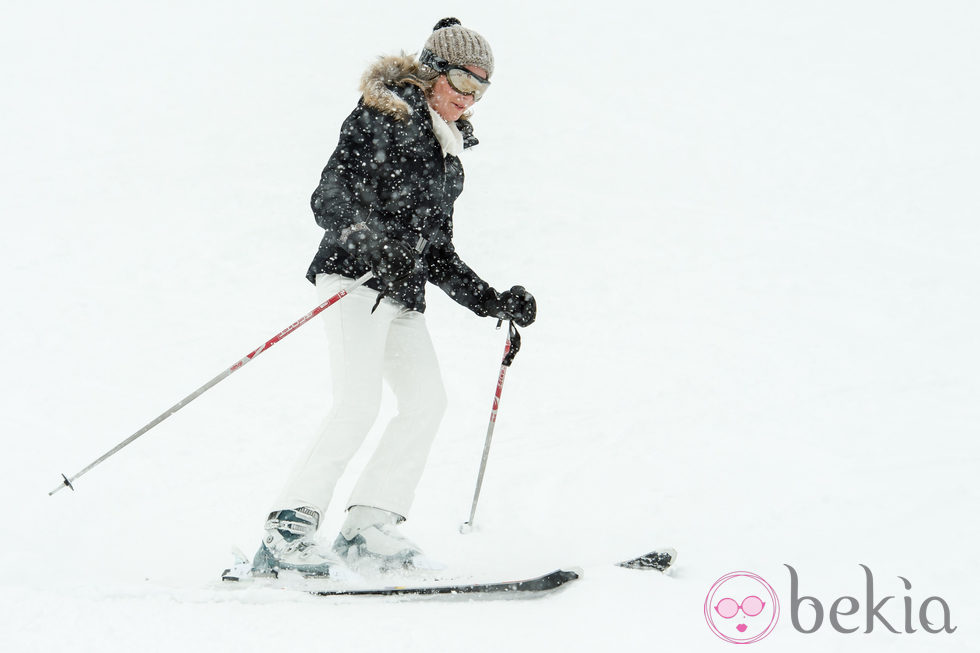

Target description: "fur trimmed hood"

left=359, top=54, right=428, bottom=122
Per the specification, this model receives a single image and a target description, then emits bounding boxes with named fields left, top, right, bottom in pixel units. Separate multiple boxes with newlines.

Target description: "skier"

left=253, top=18, right=536, bottom=577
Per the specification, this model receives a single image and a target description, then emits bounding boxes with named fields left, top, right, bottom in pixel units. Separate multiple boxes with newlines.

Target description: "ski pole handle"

left=49, top=271, right=374, bottom=496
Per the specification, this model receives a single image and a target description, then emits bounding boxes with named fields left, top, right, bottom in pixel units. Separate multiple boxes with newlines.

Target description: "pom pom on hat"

left=432, top=17, right=462, bottom=30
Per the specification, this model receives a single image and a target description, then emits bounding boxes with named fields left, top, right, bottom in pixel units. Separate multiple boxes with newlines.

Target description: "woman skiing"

left=253, top=18, right=536, bottom=577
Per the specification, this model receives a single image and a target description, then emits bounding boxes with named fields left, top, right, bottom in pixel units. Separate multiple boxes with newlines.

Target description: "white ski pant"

left=274, top=273, right=448, bottom=520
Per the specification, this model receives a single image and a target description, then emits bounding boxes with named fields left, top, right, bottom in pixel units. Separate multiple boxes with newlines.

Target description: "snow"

left=2, top=1, right=978, bottom=651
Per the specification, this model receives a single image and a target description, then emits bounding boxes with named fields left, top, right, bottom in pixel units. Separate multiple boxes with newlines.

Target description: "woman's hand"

left=370, top=239, right=417, bottom=286
left=484, top=285, right=536, bottom=327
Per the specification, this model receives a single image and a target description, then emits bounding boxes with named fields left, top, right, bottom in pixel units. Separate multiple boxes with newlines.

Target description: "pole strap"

left=502, top=322, right=521, bottom=367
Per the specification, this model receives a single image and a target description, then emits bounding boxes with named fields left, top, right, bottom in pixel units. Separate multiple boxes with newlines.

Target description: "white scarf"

left=427, top=104, right=464, bottom=158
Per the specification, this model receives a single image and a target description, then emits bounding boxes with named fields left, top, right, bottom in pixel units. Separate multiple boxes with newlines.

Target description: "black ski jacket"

left=305, top=56, right=495, bottom=316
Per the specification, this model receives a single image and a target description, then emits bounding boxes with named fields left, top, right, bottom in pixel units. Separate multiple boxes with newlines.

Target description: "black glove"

left=484, top=285, right=536, bottom=327
left=369, top=239, right=416, bottom=286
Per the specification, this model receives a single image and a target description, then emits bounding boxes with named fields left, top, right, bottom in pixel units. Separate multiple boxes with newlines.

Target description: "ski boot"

left=254, top=506, right=353, bottom=579
left=332, top=505, right=444, bottom=573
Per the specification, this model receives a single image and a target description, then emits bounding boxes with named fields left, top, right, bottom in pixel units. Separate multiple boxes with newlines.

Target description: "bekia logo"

left=787, top=564, right=956, bottom=635
left=704, top=571, right=780, bottom=644
left=705, top=565, right=956, bottom=643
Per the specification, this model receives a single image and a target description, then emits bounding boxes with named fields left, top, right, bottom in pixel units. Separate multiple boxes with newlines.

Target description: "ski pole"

left=48, top=271, right=374, bottom=496
left=460, top=321, right=521, bottom=533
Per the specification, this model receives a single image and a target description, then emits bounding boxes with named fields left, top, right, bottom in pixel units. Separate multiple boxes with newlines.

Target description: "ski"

left=616, top=547, right=677, bottom=572
left=221, top=563, right=579, bottom=598
left=309, top=569, right=578, bottom=597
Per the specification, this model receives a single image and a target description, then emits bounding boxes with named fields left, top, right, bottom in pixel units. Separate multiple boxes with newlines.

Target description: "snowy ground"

left=2, top=1, right=978, bottom=651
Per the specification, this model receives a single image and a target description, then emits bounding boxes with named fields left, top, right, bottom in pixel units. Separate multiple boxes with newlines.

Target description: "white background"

left=1, top=1, right=977, bottom=651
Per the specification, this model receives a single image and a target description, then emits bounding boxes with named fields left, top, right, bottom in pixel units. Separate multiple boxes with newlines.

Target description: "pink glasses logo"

left=705, top=571, right=780, bottom=644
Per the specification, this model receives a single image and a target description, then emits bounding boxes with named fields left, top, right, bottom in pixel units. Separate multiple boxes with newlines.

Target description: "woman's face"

left=428, top=65, right=487, bottom=123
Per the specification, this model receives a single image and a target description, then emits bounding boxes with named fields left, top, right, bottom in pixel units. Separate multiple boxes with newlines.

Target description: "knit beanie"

left=420, top=18, right=494, bottom=79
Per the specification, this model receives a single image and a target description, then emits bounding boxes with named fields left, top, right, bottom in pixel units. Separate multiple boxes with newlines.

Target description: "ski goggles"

left=420, top=49, right=491, bottom=101
left=714, top=596, right=766, bottom=618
